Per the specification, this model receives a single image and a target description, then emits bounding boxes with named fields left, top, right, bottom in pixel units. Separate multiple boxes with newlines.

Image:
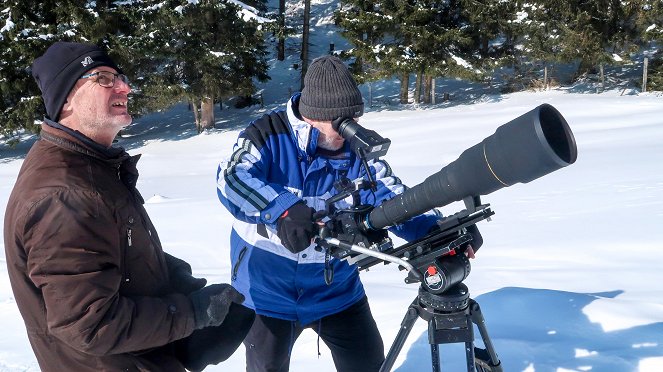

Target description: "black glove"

left=276, top=202, right=315, bottom=253
left=164, top=253, right=207, bottom=294
left=188, top=284, right=245, bottom=330
left=171, top=269, right=207, bottom=295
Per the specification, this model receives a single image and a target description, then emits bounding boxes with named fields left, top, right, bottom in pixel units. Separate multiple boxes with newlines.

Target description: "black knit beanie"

left=299, top=55, right=364, bottom=121
left=32, top=41, right=122, bottom=122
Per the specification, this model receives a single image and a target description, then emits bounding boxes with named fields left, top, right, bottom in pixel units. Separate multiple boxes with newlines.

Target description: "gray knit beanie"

left=299, top=55, right=364, bottom=121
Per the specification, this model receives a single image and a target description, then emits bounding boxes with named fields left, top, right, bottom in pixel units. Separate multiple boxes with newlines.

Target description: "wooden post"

left=431, top=78, right=436, bottom=104
left=643, top=57, right=649, bottom=93
left=599, top=63, right=604, bottom=92
left=544, top=66, right=548, bottom=90
left=300, top=0, right=311, bottom=91
left=368, top=82, right=372, bottom=108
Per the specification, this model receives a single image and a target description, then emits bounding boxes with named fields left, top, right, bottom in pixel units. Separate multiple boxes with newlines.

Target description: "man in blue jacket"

left=216, top=55, right=452, bottom=371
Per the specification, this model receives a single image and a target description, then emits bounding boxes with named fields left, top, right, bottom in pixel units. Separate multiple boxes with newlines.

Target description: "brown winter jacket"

left=4, top=122, right=197, bottom=371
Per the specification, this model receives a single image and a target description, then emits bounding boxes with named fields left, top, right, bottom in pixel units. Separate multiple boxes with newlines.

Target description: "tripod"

left=380, top=283, right=502, bottom=372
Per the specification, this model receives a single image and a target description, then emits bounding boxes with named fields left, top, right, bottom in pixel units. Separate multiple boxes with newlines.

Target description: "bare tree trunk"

left=399, top=72, right=409, bottom=104
left=643, top=57, right=649, bottom=93
left=277, top=0, right=286, bottom=61
left=190, top=98, right=201, bottom=132
left=200, top=97, right=215, bottom=132
left=431, top=78, right=436, bottom=104
left=422, top=75, right=432, bottom=104
left=300, top=0, right=311, bottom=91
left=414, top=72, right=423, bottom=104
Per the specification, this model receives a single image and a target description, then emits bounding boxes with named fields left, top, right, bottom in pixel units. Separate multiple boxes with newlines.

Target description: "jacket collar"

left=40, top=119, right=144, bottom=202
left=41, top=119, right=129, bottom=163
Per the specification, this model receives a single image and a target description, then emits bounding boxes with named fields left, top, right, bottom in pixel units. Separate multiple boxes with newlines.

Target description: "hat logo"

left=80, top=56, right=93, bottom=67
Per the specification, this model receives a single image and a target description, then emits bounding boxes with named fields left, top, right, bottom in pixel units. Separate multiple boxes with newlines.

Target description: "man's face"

left=61, top=67, right=131, bottom=144
left=308, top=119, right=345, bottom=151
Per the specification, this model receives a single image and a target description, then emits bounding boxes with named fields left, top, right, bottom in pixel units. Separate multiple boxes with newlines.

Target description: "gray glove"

left=188, top=284, right=245, bottom=330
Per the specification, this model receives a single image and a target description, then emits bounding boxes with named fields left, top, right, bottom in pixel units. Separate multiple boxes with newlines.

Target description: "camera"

left=316, top=104, right=577, bottom=292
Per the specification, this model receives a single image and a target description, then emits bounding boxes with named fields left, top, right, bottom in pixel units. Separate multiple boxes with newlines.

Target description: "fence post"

left=643, top=57, right=649, bottom=93
left=432, top=78, right=436, bottom=104
left=368, top=82, right=373, bottom=107
left=599, top=63, right=605, bottom=92
left=544, top=66, right=548, bottom=90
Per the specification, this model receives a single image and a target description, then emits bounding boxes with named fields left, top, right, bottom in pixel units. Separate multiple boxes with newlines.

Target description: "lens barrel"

left=367, top=104, right=577, bottom=230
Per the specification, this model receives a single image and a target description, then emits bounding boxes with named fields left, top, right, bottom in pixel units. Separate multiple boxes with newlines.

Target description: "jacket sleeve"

left=216, top=131, right=300, bottom=226
left=22, top=189, right=196, bottom=356
left=361, top=158, right=440, bottom=241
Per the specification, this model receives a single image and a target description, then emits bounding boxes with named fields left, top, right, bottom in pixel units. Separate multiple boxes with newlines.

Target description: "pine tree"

left=517, top=0, right=649, bottom=79
left=638, top=0, right=663, bottom=90
left=336, top=0, right=392, bottom=81
left=459, top=0, right=518, bottom=68
left=0, top=0, right=141, bottom=139
left=1, top=0, right=270, bottom=139
left=385, top=0, right=481, bottom=103
left=130, top=0, right=269, bottom=133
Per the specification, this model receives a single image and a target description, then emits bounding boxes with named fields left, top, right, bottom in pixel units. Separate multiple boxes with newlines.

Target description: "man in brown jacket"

left=4, top=41, right=250, bottom=371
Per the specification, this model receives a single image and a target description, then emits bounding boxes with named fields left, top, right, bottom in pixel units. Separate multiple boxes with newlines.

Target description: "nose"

left=113, top=78, right=131, bottom=94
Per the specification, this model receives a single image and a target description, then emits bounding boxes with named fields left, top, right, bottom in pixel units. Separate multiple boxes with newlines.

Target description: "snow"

left=1, top=0, right=663, bottom=371
left=0, top=12, right=14, bottom=34
left=1, top=88, right=662, bottom=372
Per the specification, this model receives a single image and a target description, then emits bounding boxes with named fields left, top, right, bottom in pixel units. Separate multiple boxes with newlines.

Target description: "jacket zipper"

left=232, top=246, right=248, bottom=281
left=123, top=227, right=132, bottom=283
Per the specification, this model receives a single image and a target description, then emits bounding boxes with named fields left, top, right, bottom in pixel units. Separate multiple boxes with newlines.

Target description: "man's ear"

left=59, top=87, right=78, bottom=122
left=58, top=99, right=73, bottom=121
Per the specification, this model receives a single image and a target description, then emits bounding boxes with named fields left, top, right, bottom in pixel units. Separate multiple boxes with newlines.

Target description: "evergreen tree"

left=517, top=0, right=648, bottom=79
left=336, top=0, right=392, bottom=82
left=459, top=0, right=518, bottom=67
left=102, top=0, right=270, bottom=133
left=1, top=0, right=270, bottom=139
left=638, top=0, right=663, bottom=90
left=385, top=0, right=481, bottom=103
left=0, top=0, right=131, bottom=139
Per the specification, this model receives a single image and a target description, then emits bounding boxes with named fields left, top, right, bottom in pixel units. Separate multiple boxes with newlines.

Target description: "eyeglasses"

left=79, top=71, right=129, bottom=88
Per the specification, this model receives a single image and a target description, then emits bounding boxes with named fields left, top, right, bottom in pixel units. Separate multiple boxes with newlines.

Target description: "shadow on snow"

left=394, top=287, right=663, bottom=372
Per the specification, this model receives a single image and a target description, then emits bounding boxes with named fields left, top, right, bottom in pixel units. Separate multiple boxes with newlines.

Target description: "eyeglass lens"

left=96, top=72, right=129, bottom=87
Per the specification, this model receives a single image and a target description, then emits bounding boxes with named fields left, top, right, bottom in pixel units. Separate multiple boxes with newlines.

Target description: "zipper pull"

left=127, top=228, right=132, bottom=247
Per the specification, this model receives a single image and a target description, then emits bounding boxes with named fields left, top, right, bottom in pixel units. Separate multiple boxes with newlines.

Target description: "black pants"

left=244, top=296, right=385, bottom=372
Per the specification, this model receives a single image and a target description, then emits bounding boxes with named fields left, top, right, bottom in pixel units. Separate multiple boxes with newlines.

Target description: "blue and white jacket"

left=216, top=94, right=439, bottom=325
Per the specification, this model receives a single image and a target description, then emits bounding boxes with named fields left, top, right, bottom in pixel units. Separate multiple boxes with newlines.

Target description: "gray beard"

left=317, top=135, right=343, bottom=151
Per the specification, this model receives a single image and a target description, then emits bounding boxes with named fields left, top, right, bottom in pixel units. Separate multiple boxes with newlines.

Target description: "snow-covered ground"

left=1, top=88, right=662, bottom=372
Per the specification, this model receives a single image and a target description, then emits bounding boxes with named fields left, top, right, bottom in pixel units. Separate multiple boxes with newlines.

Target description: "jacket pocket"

left=232, top=246, right=248, bottom=281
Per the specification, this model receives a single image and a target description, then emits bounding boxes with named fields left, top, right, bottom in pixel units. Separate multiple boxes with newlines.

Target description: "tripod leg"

left=431, top=344, right=440, bottom=372
left=380, top=300, right=420, bottom=372
left=464, top=341, right=476, bottom=372
left=469, top=300, right=503, bottom=372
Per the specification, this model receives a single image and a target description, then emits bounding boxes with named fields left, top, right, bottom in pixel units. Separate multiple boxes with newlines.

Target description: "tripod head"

left=315, top=186, right=491, bottom=294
